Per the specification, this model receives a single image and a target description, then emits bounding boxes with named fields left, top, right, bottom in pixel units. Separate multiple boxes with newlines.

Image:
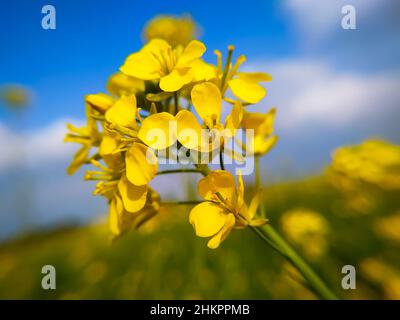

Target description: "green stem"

left=219, top=150, right=225, bottom=170
left=253, top=156, right=338, bottom=300
left=173, top=91, right=179, bottom=115
left=256, top=222, right=338, bottom=300
left=157, top=169, right=203, bottom=175
left=220, top=45, right=234, bottom=92
left=255, top=156, right=261, bottom=190
left=161, top=200, right=201, bottom=206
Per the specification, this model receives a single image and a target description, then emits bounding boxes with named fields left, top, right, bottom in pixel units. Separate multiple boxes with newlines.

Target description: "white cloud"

left=245, top=59, right=400, bottom=131
left=0, top=118, right=82, bottom=171
left=284, top=0, right=382, bottom=42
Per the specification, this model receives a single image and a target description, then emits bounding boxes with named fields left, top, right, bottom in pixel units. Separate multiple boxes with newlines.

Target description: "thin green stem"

left=195, top=161, right=337, bottom=298
left=249, top=226, right=283, bottom=255
left=173, top=91, right=179, bottom=115
left=255, top=156, right=261, bottom=190
left=253, top=157, right=338, bottom=300
left=220, top=45, right=234, bottom=92
left=257, top=222, right=338, bottom=300
left=161, top=200, right=202, bottom=206
left=157, top=169, right=203, bottom=175
left=219, top=150, right=225, bottom=170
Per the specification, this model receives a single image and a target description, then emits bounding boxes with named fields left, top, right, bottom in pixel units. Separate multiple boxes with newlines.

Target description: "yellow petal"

left=242, top=108, right=276, bottom=136
left=189, top=202, right=227, bottom=237
left=118, top=175, right=148, bottom=213
left=109, top=195, right=124, bottom=235
left=198, top=170, right=235, bottom=204
left=255, top=135, right=278, bottom=156
left=67, top=145, right=90, bottom=175
left=120, top=39, right=170, bottom=80
left=137, top=112, right=176, bottom=150
left=107, top=72, right=145, bottom=96
left=228, top=78, right=266, bottom=104
left=190, top=59, right=217, bottom=82
left=246, top=189, right=262, bottom=220
left=159, top=68, right=192, bottom=92
left=99, top=132, right=123, bottom=168
left=125, top=143, right=158, bottom=186
left=176, top=40, right=206, bottom=68
left=85, top=93, right=114, bottom=112
left=191, top=82, right=221, bottom=125
left=105, top=95, right=137, bottom=128
left=207, top=213, right=235, bottom=249
left=236, top=72, right=272, bottom=83
left=100, top=132, right=119, bottom=156
left=225, top=101, right=243, bottom=135
left=176, top=110, right=203, bottom=150
left=236, top=170, right=244, bottom=210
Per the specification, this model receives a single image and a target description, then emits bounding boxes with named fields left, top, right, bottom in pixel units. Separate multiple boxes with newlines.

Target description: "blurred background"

left=0, top=0, right=399, bottom=299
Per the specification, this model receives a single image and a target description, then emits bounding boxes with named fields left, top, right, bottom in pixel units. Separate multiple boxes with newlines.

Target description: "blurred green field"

left=0, top=175, right=399, bottom=299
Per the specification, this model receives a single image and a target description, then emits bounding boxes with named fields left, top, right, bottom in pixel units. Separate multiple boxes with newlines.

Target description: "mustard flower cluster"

left=65, top=15, right=277, bottom=248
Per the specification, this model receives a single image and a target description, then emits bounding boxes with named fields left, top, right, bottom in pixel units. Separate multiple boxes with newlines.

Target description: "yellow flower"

left=374, top=211, right=400, bottom=242
left=105, top=94, right=139, bottom=129
left=280, top=209, right=329, bottom=259
left=189, top=170, right=267, bottom=249
left=0, top=84, right=30, bottom=108
left=330, top=139, right=400, bottom=190
left=176, top=82, right=243, bottom=154
left=214, top=48, right=272, bottom=104
left=85, top=93, right=114, bottom=113
left=109, top=186, right=160, bottom=237
left=143, top=14, right=197, bottom=47
left=240, top=108, right=278, bottom=156
left=106, top=72, right=145, bottom=97
left=120, top=38, right=206, bottom=92
left=65, top=105, right=102, bottom=174
left=88, top=157, right=159, bottom=237
left=228, top=72, right=272, bottom=104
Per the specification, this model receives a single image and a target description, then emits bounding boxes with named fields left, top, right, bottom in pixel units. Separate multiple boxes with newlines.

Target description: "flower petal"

left=190, top=59, right=217, bottom=82
left=107, top=72, right=145, bottom=97
left=120, top=39, right=170, bottom=80
left=118, top=175, right=148, bottom=213
left=225, top=101, right=243, bottom=135
left=176, top=40, right=206, bottom=68
left=159, top=68, right=192, bottom=92
left=228, top=78, right=266, bottom=104
left=189, top=202, right=227, bottom=237
left=176, top=110, right=203, bottom=150
left=105, top=95, right=137, bottom=128
left=207, top=213, right=235, bottom=249
left=85, top=93, right=114, bottom=112
left=198, top=170, right=235, bottom=204
left=137, top=112, right=177, bottom=150
left=191, top=82, right=221, bottom=125
left=126, top=143, right=158, bottom=186
left=109, top=195, right=124, bottom=236
left=236, top=72, right=272, bottom=83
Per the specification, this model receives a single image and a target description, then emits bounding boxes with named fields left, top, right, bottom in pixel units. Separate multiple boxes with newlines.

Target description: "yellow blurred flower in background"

left=330, top=139, right=400, bottom=190
left=280, top=209, right=329, bottom=260
left=0, top=84, right=31, bottom=109
left=360, top=258, right=400, bottom=300
left=374, top=211, right=400, bottom=243
left=143, top=14, right=197, bottom=47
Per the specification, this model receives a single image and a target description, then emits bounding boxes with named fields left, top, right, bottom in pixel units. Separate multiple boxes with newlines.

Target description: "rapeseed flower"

left=143, top=14, right=197, bottom=47
left=189, top=170, right=267, bottom=248
left=120, top=39, right=206, bottom=92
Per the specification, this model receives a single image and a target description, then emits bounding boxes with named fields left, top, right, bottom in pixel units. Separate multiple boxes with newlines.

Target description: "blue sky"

left=0, top=0, right=399, bottom=239
left=0, top=0, right=295, bottom=127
